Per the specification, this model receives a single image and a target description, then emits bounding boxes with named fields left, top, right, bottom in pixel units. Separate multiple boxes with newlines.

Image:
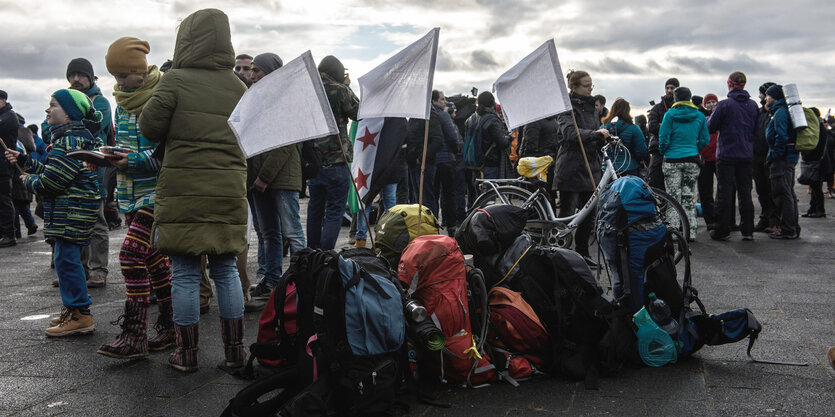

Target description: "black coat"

left=553, top=93, right=604, bottom=192
left=406, top=112, right=444, bottom=165
left=754, top=106, right=771, bottom=157
left=647, top=95, right=674, bottom=152
left=478, top=108, right=510, bottom=168
left=520, top=116, right=560, bottom=158
left=0, top=103, right=19, bottom=181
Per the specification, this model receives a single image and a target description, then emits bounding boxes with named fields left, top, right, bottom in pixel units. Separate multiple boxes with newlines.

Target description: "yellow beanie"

left=105, top=37, right=150, bottom=75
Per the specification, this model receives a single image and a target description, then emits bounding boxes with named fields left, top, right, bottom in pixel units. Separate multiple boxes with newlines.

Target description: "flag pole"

left=570, top=110, right=599, bottom=200
left=0, top=139, right=25, bottom=173
left=337, top=133, right=376, bottom=250
left=416, top=119, right=429, bottom=236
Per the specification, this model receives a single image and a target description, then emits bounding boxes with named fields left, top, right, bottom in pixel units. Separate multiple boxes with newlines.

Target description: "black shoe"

left=710, top=230, right=731, bottom=241
left=803, top=212, right=826, bottom=218
left=730, top=224, right=740, bottom=232
left=27, top=225, right=38, bottom=236
left=753, top=220, right=768, bottom=233
left=0, top=236, right=16, bottom=248
left=244, top=297, right=268, bottom=312
left=249, top=281, right=274, bottom=299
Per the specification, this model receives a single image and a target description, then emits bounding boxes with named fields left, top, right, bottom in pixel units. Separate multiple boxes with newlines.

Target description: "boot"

left=45, top=308, right=95, bottom=337
left=354, top=238, right=367, bottom=248
left=220, top=317, right=246, bottom=368
left=168, top=323, right=199, bottom=372
left=97, top=300, right=149, bottom=359
left=148, top=300, right=175, bottom=351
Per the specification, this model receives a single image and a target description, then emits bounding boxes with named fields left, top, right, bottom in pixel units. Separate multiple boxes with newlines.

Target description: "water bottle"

left=647, top=293, right=679, bottom=336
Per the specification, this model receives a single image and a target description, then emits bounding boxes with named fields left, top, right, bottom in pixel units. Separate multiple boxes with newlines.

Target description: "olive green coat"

left=247, top=143, right=302, bottom=192
left=138, top=8, right=248, bottom=256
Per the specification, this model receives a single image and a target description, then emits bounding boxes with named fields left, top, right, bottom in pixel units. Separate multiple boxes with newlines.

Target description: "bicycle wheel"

left=469, top=185, right=549, bottom=221
left=650, top=187, right=690, bottom=264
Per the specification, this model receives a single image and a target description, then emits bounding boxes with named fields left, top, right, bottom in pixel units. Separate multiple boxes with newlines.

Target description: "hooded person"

left=96, top=36, right=177, bottom=360
left=707, top=71, right=759, bottom=241
left=138, top=8, right=248, bottom=373
left=764, top=84, right=800, bottom=239
left=751, top=82, right=780, bottom=232
left=658, top=86, right=709, bottom=241
left=5, top=89, right=101, bottom=337
left=243, top=52, right=307, bottom=313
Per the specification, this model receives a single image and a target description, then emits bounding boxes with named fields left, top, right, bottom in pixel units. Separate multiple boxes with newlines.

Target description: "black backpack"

left=223, top=249, right=405, bottom=417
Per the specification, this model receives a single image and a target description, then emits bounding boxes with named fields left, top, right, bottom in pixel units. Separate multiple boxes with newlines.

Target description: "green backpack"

left=793, top=107, right=820, bottom=152
left=374, top=204, right=439, bottom=267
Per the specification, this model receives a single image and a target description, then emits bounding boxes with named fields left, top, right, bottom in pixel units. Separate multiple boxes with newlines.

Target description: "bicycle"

left=470, top=137, right=690, bottom=264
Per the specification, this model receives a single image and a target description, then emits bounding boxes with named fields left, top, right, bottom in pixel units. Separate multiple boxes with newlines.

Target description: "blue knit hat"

left=52, top=89, right=93, bottom=121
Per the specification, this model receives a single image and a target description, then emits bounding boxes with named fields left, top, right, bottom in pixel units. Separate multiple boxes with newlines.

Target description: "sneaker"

left=0, top=236, right=16, bottom=248
left=27, top=225, right=38, bottom=236
left=249, top=281, right=274, bottom=299
left=742, top=235, right=754, bottom=241
left=87, top=273, right=107, bottom=288
left=45, top=308, right=95, bottom=337
left=710, top=230, right=731, bottom=241
left=769, top=230, right=798, bottom=240
left=244, top=297, right=268, bottom=312
left=763, top=226, right=779, bottom=234
left=354, top=239, right=367, bottom=248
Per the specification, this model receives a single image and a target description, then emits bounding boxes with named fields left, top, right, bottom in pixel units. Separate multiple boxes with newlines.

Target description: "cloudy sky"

left=2, top=0, right=833, bottom=127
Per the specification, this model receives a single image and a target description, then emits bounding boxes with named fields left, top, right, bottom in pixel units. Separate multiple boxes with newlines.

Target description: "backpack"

left=462, top=112, right=498, bottom=169
left=397, top=235, right=497, bottom=386
left=300, top=139, right=322, bottom=181
left=227, top=249, right=405, bottom=417
left=596, top=176, right=683, bottom=315
left=374, top=204, right=439, bottom=267
left=792, top=107, right=820, bottom=152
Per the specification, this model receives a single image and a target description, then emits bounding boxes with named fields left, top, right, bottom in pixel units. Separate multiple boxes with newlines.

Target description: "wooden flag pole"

left=0, top=139, right=25, bottom=173
left=416, top=119, right=430, bottom=236
left=570, top=110, right=599, bottom=200
left=337, top=133, right=376, bottom=251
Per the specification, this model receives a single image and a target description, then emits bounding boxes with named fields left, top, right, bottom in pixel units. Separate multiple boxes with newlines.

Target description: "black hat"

left=691, top=95, right=703, bottom=107
left=318, top=55, right=345, bottom=84
left=0, top=90, right=7, bottom=100
left=759, top=82, right=776, bottom=95
left=765, top=84, right=784, bottom=100
left=66, top=58, right=95, bottom=84
left=674, top=86, right=692, bottom=102
left=665, top=78, right=680, bottom=88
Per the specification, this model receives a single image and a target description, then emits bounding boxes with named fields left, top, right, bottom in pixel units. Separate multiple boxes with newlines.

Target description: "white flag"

left=229, top=50, right=338, bottom=158
left=492, top=39, right=571, bottom=130
left=357, top=28, right=440, bottom=120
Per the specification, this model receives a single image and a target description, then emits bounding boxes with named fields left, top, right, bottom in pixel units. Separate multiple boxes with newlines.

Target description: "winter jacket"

left=317, top=73, right=359, bottom=166
left=114, top=106, right=160, bottom=213
left=699, top=129, right=718, bottom=162
left=406, top=111, right=444, bottom=165
left=601, top=119, right=647, bottom=172
left=433, top=104, right=461, bottom=165
left=753, top=105, right=771, bottom=156
left=658, top=102, right=709, bottom=160
left=247, top=143, right=302, bottom=192
left=478, top=108, right=511, bottom=168
left=520, top=116, right=560, bottom=158
left=21, top=122, right=99, bottom=245
left=647, top=95, right=674, bottom=151
left=765, top=99, right=799, bottom=165
left=0, top=103, right=19, bottom=181
left=138, top=8, right=248, bottom=257
left=553, top=93, right=604, bottom=192
left=707, top=90, right=759, bottom=162
left=32, top=134, right=48, bottom=164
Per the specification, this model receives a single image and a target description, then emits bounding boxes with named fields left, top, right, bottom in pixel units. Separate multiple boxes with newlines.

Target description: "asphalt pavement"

left=0, top=183, right=833, bottom=417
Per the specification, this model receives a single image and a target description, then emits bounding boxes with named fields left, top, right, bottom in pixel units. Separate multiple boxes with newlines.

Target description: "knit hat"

left=252, top=53, right=284, bottom=75
left=52, top=89, right=93, bottom=121
left=665, top=78, right=680, bottom=88
left=691, top=95, right=703, bottom=107
left=673, top=86, right=692, bottom=102
left=0, top=90, right=6, bottom=100
left=759, top=82, right=776, bottom=95
left=765, top=84, right=784, bottom=101
left=66, top=58, right=95, bottom=84
left=318, top=55, right=345, bottom=84
left=105, top=37, right=151, bottom=75
left=703, top=93, right=719, bottom=104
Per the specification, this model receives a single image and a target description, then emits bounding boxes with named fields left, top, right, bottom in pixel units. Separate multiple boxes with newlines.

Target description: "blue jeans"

left=171, top=255, right=243, bottom=326
left=248, top=193, right=266, bottom=276
left=252, top=188, right=286, bottom=286
left=307, top=165, right=350, bottom=250
left=408, top=162, right=438, bottom=217
left=54, top=239, right=91, bottom=308
left=356, top=183, right=397, bottom=240
left=277, top=189, right=306, bottom=253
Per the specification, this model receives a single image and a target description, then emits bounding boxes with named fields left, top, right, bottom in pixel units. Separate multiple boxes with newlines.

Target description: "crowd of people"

left=0, top=7, right=832, bottom=374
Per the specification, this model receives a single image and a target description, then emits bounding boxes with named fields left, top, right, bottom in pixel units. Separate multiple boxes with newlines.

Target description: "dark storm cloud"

left=437, top=48, right=501, bottom=72
left=579, top=58, right=644, bottom=75
left=666, top=54, right=777, bottom=76
left=471, top=50, right=499, bottom=68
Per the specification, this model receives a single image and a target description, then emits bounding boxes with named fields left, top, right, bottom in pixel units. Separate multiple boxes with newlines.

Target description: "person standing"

left=139, top=8, right=248, bottom=372
left=707, top=72, right=759, bottom=241
left=658, top=87, right=709, bottom=240
left=0, top=90, right=19, bottom=247
left=234, top=54, right=253, bottom=87
left=763, top=85, right=799, bottom=239
left=96, top=37, right=176, bottom=359
left=307, top=55, right=358, bottom=250
left=647, top=78, right=680, bottom=190
left=753, top=83, right=779, bottom=232
left=431, top=90, right=462, bottom=231
left=553, top=70, right=609, bottom=266
left=600, top=98, right=648, bottom=177
left=697, top=93, right=719, bottom=228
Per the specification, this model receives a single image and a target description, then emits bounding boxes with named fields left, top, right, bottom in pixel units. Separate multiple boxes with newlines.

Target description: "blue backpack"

left=596, top=176, right=683, bottom=315
left=462, top=112, right=498, bottom=169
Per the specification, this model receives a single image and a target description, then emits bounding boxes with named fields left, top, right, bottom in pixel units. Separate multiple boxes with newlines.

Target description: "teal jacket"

left=601, top=119, right=647, bottom=172
left=658, top=102, right=709, bottom=160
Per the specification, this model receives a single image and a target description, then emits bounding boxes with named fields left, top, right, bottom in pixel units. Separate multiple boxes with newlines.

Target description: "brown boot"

left=97, top=300, right=149, bottom=359
left=50, top=307, right=70, bottom=326
left=45, top=308, right=95, bottom=337
left=354, top=239, right=367, bottom=248
left=87, top=273, right=107, bottom=288
left=148, top=300, right=175, bottom=351
left=169, top=323, right=199, bottom=372
left=220, top=317, right=246, bottom=369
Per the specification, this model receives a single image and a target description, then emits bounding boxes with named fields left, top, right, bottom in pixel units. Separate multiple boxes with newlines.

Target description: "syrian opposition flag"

left=351, top=117, right=408, bottom=206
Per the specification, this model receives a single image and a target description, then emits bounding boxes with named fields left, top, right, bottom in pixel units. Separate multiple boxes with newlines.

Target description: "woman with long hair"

left=601, top=98, right=648, bottom=177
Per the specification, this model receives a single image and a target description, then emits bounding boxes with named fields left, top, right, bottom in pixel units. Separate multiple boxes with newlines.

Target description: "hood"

left=728, top=89, right=751, bottom=102
left=0, top=102, right=12, bottom=115
left=172, top=8, right=235, bottom=71
left=318, top=55, right=345, bottom=84
left=570, top=92, right=596, bottom=111
left=80, top=83, right=103, bottom=98
left=768, top=98, right=787, bottom=115
left=667, top=103, right=701, bottom=122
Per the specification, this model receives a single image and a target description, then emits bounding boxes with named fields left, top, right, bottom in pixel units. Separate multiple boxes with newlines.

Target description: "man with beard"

left=647, top=78, right=680, bottom=190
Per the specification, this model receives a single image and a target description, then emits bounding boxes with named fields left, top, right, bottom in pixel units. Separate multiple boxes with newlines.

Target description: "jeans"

left=14, top=200, right=37, bottom=234
left=453, top=164, right=468, bottom=224
left=307, top=165, right=350, bottom=250
left=54, top=238, right=92, bottom=308
left=408, top=162, right=438, bottom=217
left=171, top=254, right=244, bottom=326
left=248, top=193, right=266, bottom=276
left=252, top=188, right=305, bottom=286
left=81, top=199, right=109, bottom=277
left=715, top=160, right=754, bottom=236
left=558, top=190, right=593, bottom=257
left=769, top=159, right=798, bottom=236
left=663, top=161, right=700, bottom=239
left=356, top=183, right=396, bottom=240
left=277, top=189, right=306, bottom=253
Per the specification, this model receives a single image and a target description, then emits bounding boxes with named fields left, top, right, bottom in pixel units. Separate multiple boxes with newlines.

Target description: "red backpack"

left=256, top=282, right=297, bottom=367
left=486, top=287, right=549, bottom=384
left=398, top=235, right=497, bottom=386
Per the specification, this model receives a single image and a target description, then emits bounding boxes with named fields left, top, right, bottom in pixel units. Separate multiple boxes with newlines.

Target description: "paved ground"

left=1, top=183, right=833, bottom=417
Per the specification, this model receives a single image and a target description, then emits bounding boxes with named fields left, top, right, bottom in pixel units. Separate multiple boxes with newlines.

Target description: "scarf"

left=113, top=65, right=161, bottom=115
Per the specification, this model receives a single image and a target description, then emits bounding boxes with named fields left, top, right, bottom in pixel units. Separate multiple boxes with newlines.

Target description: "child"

left=5, top=89, right=101, bottom=336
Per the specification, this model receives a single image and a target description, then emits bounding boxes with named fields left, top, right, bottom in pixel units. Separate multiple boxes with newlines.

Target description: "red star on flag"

left=356, top=127, right=379, bottom=151
left=354, top=167, right=371, bottom=191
